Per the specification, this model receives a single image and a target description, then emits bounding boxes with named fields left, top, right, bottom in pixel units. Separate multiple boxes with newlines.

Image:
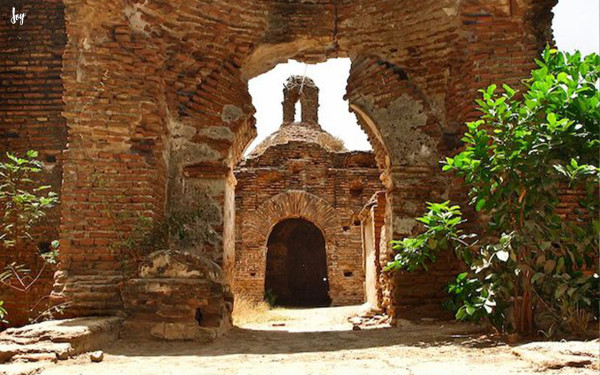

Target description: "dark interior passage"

left=265, top=218, right=331, bottom=307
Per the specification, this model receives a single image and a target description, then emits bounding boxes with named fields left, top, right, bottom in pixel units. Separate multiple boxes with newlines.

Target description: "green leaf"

left=556, top=72, right=568, bottom=83
left=556, top=257, right=565, bottom=273
left=502, top=84, right=515, bottom=97
left=475, top=198, right=486, bottom=212
left=531, top=272, right=544, bottom=284
left=554, top=284, right=568, bottom=298
left=547, top=112, right=556, bottom=127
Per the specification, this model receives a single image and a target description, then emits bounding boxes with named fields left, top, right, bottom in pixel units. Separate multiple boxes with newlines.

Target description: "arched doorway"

left=264, top=218, right=331, bottom=307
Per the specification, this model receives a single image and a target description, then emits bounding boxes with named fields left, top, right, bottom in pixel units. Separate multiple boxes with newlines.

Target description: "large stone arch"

left=31, top=0, right=559, bottom=322
left=236, top=190, right=350, bottom=305
left=230, top=51, right=448, bottom=317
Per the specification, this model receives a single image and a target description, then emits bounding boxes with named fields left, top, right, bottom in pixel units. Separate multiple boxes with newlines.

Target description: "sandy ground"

left=5, top=305, right=600, bottom=375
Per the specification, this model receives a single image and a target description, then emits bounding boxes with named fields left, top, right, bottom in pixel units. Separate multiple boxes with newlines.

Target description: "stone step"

left=0, top=342, right=71, bottom=363
left=0, top=317, right=122, bottom=364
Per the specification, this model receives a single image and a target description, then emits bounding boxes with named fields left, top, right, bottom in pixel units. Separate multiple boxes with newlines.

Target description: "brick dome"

left=247, top=122, right=347, bottom=158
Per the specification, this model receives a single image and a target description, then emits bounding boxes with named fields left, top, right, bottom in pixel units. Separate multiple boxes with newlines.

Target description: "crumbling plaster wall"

left=0, top=0, right=559, bottom=321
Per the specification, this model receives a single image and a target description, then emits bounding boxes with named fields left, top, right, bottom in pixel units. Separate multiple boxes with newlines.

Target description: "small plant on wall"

left=0, top=150, right=62, bottom=323
left=386, top=48, right=599, bottom=337
left=113, top=196, right=223, bottom=274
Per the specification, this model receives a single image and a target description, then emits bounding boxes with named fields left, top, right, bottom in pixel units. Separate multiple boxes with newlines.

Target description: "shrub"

left=0, top=301, right=6, bottom=323
left=387, top=48, right=599, bottom=336
left=0, top=150, right=60, bottom=323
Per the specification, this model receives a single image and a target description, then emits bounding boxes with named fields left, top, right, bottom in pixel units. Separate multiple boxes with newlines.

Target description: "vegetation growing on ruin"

left=0, top=151, right=61, bottom=322
left=387, top=48, right=600, bottom=336
left=114, top=202, right=221, bottom=272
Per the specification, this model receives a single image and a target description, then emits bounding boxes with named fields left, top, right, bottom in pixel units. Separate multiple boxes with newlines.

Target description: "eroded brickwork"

left=359, top=192, right=386, bottom=308
left=0, top=0, right=66, bottom=326
left=0, top=0, right=560, bottom=325
left=234, top=76, right=382, bottom=305
left=122, top=250, right=233, bottom=341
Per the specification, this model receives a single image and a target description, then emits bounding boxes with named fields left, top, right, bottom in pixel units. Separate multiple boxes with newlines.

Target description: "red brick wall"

left=234, top=143, right=382, bottom=305
left=51, top=0, right=169, bottom=317
left=0, top=0, right=66, bottom=326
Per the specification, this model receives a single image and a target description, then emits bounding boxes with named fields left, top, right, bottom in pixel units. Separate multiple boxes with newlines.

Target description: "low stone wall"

left=121, top=250, right=233, bottom=341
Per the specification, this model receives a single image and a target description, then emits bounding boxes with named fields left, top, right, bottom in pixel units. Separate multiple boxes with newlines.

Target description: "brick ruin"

left=234, top=76, right=381, bottom=306
left=0, top=0, right=559, bottom=332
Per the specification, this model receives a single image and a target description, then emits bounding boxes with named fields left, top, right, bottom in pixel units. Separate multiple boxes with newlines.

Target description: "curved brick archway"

left=244, top=190, right=341, bottom=249
left=235, top=190, right=349, bottom=304
left=224, top=51, right=448, bottom=316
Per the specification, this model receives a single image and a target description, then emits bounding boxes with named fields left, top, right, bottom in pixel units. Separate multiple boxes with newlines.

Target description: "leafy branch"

left=0, top=151, right=61, bottom=323
left=387, top=47, right=599, bottom=336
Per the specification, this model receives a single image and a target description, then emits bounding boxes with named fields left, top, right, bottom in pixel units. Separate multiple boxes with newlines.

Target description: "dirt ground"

left=4, top=305, right=599, bottom=375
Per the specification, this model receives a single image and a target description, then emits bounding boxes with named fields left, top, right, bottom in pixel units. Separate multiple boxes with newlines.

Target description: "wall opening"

left=232, top=56, right=390, bottom=313
left=294, top=101, right=302, bottom=122
left=552, top=0, right=599, bottom=56
left=246, top=58, right=372, bottom=155
left=264, top=218, right=331, bottom=307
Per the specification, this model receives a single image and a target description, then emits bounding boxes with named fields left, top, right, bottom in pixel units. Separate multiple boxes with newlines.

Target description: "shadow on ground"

left=104, top=322, right=495, bottom=358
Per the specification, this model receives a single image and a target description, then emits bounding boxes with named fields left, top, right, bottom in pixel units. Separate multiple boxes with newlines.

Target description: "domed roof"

left=247, top=122, right=346, bottom=158
left=246, top=75, right=347, bottom=159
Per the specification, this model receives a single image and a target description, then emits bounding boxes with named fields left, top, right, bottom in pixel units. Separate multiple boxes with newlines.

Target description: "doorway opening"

left=245, top=58, right=372, bottom=156
left=265, top=218, right=331, bottom=307
left=229, top=58, right=390, bottom=329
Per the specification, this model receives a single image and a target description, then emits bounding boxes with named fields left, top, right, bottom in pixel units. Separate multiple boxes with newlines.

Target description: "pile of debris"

left=347, top=304, right=390, bottom=330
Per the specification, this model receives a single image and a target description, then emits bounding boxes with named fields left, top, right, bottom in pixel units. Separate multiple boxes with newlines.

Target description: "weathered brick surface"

left=49, top=0, right=170, bottom=318
left=0, top=0, right=562, bottom=323
left=0, top=0, right=66, bottom=326
left=234, top=76, right=382, bottom=305
left=359, top=191, right=386, bottom=308
left=121, top=250, right=232, bottom=341
left=235, top=154, right=381, bottom=305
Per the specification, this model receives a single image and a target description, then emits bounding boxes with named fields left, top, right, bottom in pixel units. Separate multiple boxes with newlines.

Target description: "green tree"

left=387, top=48, right=599, bottom=336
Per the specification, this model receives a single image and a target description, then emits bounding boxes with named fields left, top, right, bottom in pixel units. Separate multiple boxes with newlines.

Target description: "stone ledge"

left=0, top=317, right=122, bottom=364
